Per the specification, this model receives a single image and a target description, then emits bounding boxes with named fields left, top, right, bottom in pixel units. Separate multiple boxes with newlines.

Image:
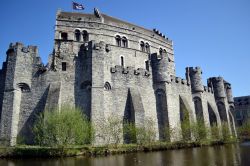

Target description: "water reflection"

left=0, top=143, right=250, bottom=166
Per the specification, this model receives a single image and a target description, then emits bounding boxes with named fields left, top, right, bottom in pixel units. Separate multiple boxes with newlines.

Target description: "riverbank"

left=0, top=140, right=232, bottom=158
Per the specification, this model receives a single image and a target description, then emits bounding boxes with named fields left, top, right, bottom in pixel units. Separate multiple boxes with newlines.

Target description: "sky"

left=0, top=0, right=249, bottom=97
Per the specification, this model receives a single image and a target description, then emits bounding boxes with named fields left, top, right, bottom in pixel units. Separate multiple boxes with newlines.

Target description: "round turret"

left=209, top=77, right=226, bottom=98
left=151, top=52, right=170, bottom=82
left=186, top=67, right=203, bottom=92
left=225, top=83, right=234, bottom=103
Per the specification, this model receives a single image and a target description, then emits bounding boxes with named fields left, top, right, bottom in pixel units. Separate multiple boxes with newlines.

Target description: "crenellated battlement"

left=169, top=75, right=190, bottom=86
left=209, top=77, right=224, bottom=82
left=186, top=66, right=202, bottom=73
left=203, top=86, right=213, bottom=94
left=186, top=66, right=203, bottom=93
left=7, top=42, right=38, bottom=55
left=110, top=65, right=151, bottom=78
left=208, top=76, right=226, bottom=98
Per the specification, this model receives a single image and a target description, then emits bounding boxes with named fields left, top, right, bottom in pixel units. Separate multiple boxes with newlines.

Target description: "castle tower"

left=208, top=77, right=234, bottom=136
left=151, top=51, right=174, bottom=83
left=185, top=67, right=203, bottom=93
left=224, top=82, right=234, bottom=104
left=0, top=43, right=37, bottom=146
left=89, top=40, right=107, bottom=145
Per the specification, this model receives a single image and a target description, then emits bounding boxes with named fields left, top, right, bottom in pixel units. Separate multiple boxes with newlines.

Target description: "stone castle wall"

left=0, top=9, right=237, bottom=145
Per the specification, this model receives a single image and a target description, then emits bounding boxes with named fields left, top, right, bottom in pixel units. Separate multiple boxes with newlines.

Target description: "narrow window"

left=145, top=60, right=149, bottom=71
left=121, top=56, right=124, bottom=67
left=159, top=48, right=163, bottom=55
left=145, top=43, right=150, bottom=53
left=122, top=37, right=128, bottom=48
left=116, top=35, right=121, bottom=46
left=82, top=30, right=89, bottom=42
left=75, top=29, right=81, bottom=41
left=62, top=62, right=67, bottom=71
left=140, top=41, right=145, bottom=52
left=61, top=32, right=68, bottom=40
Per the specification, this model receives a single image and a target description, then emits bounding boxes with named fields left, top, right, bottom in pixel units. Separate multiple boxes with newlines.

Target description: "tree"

left=33, top=106, right=93, bottom=146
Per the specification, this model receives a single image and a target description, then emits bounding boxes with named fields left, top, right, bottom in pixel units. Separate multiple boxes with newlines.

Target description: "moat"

left=0, top=143, right=250, bottom=166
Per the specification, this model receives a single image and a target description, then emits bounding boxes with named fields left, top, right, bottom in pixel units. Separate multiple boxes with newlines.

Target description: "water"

left=0, top=143, right=250, bottom=166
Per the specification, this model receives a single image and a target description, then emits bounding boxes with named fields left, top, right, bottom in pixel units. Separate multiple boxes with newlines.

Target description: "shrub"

left=191, top=118, right=208, bottom=142
left=238, top=120, right=250, bottom=140
left=101, top=116, right=123, bottom=145
left=210, top=123, right=220, bottom=141
left=136, top=118, right=156, bottom=145
left=123, top=117, right=156, bottom=145
left=221, top=122, right=231, bottom=142
left=123, top=122, right=137, bottom=143
left=33, top=106, right=93, bottom=147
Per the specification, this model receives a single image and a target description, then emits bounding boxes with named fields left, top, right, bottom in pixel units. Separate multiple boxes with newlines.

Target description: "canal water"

left=0, top=143, right=250, bottom=166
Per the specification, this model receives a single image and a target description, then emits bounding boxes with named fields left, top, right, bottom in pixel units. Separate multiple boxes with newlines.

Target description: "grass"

left=0, top=140, right=229, bottom=158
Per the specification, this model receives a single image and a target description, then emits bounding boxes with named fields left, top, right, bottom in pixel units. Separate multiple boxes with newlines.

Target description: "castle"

left=0, top=9, right=237, bottom=146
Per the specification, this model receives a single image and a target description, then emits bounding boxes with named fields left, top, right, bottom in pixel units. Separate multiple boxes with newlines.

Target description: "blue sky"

left=0, top=0, right=249, bottom=97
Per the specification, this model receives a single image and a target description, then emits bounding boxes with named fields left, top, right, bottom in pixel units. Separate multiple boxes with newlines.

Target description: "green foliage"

left=96, top=115, right=123, bottom=145
left=180, top=108, right=191, bottom=141
left=164, top=126, right=175, bottom=142
left=123, top=118, right=156, bottom=145
left=190, top=118, right=207, bottom=142
left=237, top=120, right=250, bottom=140
left=221, top=122, right=231, bottom=142
left=16, top=135, right=25, bottom=145
left=33, top=106, right=93, bottom=147
left=123, top=122, right=137, bottom=143
left=136, top=118, right=156, bottom=145
left=210, top=123, right=220, bottom=140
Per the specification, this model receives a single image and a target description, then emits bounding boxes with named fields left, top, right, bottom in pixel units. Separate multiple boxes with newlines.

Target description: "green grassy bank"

left=0, top=140, right=232, bottom=158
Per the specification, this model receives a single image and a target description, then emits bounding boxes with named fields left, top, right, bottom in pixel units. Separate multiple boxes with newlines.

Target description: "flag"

left=72, top=2, right=84, bottom=10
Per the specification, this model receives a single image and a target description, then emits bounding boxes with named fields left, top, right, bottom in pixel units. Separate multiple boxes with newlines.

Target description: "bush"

left=210, top=123, right=220, bottom=141
left=136, top=118, right=156, bottom=145
left=191, top=118, right=208, bottom=142
left=33, top=106, right=93, bottom=147
left=124, top=118, right=156, bottom=145
left=221, top=122, right=231, bottom=142
left=238, top=120, right=250, bottom=140
left=180, top=109, right=191, bottom=142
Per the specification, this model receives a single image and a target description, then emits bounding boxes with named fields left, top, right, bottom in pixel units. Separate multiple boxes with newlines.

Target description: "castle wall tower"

left=0, top=62, right=7, bottom=122
left=89, top=41, right=106, bottom=144
left=0, top=43, right=37, bottom=145
left=186, top=67, right=223, bottom=137
left=185, top=67, right=203, bottom=93
left=208, top=77, right=233, bottom=136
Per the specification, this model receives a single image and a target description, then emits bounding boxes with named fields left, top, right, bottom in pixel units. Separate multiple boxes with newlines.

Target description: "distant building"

left=234, top=96, right=250, bottom=126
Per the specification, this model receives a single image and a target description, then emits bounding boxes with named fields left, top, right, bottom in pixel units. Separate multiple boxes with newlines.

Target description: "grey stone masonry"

left=0, top=9, right=236, bottom=146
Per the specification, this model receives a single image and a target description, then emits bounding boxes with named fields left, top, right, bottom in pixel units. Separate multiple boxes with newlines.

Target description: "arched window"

left=17, top=83, right=31, bottom=93
left=145, top=43, right=150, bottom=53
left=61, top=32, right=68, bottom=40
left=75, top=29, right=81, bottom=41
left=121, top=56, right=124, bottom=67
left=122, top=37, right=128, bottom=48
left=82, top=30, right=89, bottom=42
left=140, top=41, right=145, bottom=52
left=116, top=35, right=121, bottom=46
left=104, top=82, right=112, bottom=90
left=159, top=48, right=163, bottom=55
left=163, top=49, right=167, bottom=53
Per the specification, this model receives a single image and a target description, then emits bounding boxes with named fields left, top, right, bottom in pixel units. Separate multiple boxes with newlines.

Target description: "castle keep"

left=0, top=9, right=237, bottom=145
